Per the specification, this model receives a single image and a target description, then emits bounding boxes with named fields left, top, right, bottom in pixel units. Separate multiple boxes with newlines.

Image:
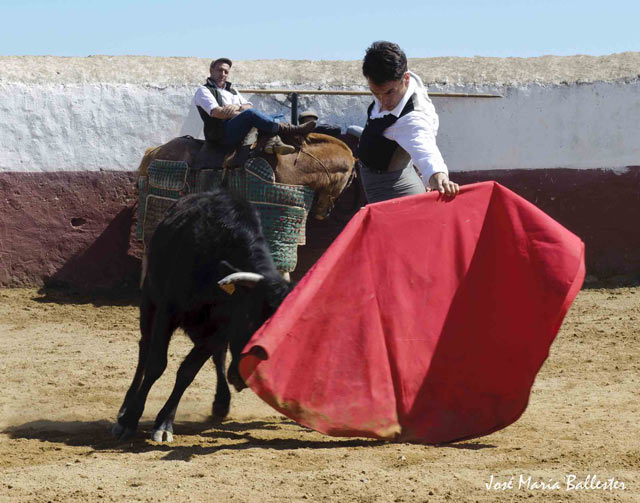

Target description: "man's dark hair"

left=210, top=57, right=232, bottom=70
left=362, top=41, right=407, bottom=85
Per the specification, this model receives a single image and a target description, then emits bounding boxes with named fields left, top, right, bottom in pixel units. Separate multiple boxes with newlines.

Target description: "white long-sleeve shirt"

left=193, top=82, right=250, bottom=115
left=369, top=71, right=448, bottom=181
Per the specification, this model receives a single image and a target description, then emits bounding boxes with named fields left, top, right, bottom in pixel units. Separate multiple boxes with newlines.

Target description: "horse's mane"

left=304, top=133, right=354, bottom=156
left=305, top=133, right=341, bottom=145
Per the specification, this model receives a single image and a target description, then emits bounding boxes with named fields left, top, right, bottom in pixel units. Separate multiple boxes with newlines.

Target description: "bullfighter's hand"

left=428, top=172, right=459, bottom=197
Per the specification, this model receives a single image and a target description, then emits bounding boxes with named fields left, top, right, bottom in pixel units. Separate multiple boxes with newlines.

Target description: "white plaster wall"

left=1, top=80, right=639, bottom=173
left=434, top=81, right=640, bottom=171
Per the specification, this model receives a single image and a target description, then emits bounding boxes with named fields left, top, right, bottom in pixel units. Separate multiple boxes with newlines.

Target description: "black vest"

left=196, top=79, right=239, bottom=143
left=356, top=97, right=415, bottom=172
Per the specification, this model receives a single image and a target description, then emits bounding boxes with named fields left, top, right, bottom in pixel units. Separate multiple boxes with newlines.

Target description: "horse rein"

left=292, top=146, right=339, bottom=213
left=295, top=147, right=333, bottom=183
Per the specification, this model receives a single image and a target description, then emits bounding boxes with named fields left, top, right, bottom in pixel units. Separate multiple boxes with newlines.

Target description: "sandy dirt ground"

left=0, top=285, right=638, bottom=502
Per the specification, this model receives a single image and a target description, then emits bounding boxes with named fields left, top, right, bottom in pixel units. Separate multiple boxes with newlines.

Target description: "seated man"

left=194, top=58, right=316, bottom=159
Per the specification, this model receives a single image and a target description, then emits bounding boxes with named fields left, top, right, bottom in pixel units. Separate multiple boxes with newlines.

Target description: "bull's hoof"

left=112, top=421, right=136, bottom=441
left=151, top=419, right=174, bottom=443
left=227, top=368, right=247, bottom=392
left=212, top=400, right=230, bottom=421
left=151, top=428, right=174, bottom=443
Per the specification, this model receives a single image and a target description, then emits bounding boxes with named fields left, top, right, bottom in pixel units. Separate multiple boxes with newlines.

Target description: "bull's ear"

left=218, top=272, right=265, bottom=295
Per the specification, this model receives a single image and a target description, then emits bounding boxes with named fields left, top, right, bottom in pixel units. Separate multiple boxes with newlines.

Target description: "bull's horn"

left=218, top=272, right=265, bottom=294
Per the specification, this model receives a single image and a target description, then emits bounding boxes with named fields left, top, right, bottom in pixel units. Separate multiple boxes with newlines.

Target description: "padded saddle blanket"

left=137, top=159, right=314, bottom=272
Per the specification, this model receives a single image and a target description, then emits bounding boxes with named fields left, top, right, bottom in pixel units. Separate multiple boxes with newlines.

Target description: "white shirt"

left=370, top=71, right=448, bottom=181
left=193, top=81, right=250, bottom=115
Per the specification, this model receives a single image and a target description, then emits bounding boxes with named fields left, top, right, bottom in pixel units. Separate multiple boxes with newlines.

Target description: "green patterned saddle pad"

left=137, top=158, right=314, bottom=272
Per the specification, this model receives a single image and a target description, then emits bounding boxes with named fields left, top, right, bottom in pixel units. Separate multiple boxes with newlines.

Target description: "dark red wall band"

left=0, top=167, right=638, bottom=289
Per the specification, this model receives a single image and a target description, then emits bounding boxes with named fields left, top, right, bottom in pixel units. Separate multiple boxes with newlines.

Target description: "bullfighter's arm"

left=384, top=111, right=459, bottom=197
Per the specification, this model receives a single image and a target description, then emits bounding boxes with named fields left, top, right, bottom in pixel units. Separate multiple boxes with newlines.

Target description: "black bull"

left=113, top=189, right=294, bottom=442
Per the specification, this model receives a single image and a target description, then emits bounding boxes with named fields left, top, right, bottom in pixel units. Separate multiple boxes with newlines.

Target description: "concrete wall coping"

left=3, top=53, right=640, bottom=87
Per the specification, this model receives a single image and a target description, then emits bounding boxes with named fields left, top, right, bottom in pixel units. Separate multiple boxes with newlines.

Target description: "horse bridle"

left=293, top=146, right=339, bottom=214
left=294, top=147, right=332, bottom=183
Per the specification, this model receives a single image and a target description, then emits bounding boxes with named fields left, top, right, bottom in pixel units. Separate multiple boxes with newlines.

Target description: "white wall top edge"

left=1, top=53, right=640, bottom=87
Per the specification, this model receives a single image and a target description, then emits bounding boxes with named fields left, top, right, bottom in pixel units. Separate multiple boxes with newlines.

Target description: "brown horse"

left=138, top=133, right=356, bottom=220
left=137, top=133, right=356, bottom=283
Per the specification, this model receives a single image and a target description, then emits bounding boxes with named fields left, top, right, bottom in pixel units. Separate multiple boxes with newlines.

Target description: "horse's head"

left=293, top=134, right=356, bottom=220
left=271, top=133, right=357, bottom=219
left=311, top=159, right=356, bottom=220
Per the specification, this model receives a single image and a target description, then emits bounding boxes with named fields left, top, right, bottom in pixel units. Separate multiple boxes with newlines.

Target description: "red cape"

left=240, top=182, right=585, bottom=443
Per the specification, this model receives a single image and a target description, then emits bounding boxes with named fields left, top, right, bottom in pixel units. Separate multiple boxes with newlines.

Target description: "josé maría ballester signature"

left=485, top=474, right=626, bottom=492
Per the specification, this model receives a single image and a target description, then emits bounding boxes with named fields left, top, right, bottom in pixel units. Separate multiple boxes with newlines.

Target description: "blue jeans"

left=222, top=109, right=280, bottom=146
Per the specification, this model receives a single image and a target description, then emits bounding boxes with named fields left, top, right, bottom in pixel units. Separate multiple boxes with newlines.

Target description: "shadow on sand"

left=4, top=418, right=386, bottom=460
left=33, top=284, right=140, bottom=308
left=4, top=416, right=495, bottom=460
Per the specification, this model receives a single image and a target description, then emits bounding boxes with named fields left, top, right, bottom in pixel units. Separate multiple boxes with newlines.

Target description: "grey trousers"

left=359, top=164, right=427, bottom=203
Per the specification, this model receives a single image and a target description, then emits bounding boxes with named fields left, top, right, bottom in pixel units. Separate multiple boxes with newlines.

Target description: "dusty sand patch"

left=0, top=286, right=638, bottom=502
